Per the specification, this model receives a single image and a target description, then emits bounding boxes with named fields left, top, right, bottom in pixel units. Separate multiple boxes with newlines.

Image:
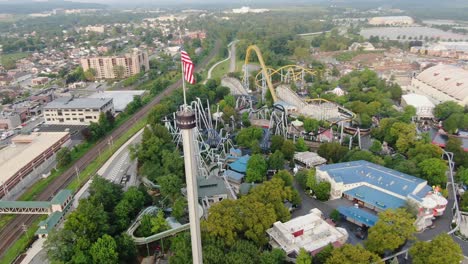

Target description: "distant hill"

left=0, top=0, right=106, bottom=14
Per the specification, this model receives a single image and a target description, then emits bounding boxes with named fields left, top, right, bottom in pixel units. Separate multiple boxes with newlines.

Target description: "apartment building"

left=80, top=48, right=150, bottom=79
left=44, top=97, right=114, bottom=125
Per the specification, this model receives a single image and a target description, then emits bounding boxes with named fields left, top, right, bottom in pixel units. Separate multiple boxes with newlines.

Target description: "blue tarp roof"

left=338, top=206, right=378, bottom=227
left=229, top=155, right=250, bottom=174
left=344, top=185, right=406, bottom=210
left=317, top=160, right=427, bottom=197
left=224, top=169, right=244, bottom=182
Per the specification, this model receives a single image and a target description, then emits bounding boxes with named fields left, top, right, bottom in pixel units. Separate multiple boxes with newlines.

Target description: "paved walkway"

left=20, top=238, right=45, bottom=264
left=205, top=40, right=238, bottom=82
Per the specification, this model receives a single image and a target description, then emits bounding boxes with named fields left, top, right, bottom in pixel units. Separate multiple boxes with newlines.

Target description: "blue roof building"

left=228, top=154, right=250, bottom=174
left=316, top=160, right=431, bottom=212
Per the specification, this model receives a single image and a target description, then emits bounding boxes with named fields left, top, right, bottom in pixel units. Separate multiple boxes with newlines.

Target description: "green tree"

left=306, top=168, right=317, bottom=190
left=295, top=169, right=309, bottom=189
left=434, top=101, right=463, bottom=120
left=281, top=140, right=296, bottom=160
left=317, top=142, right=348, bottom=163
left=135, top=214, right=153, bottom=237
left=169, top=233, right=192, bottom=263
left=303, top=117, right=320, bottom=133
left=270, top=135, right=284, bottom=153
left=418, top=158, right=448, bottom=186
left=314, top=181, right=331, bottom=201
left=88, top=177, right=123, bottom=212
left=151, top=210, right=170, bottom=233
left=457, top=167, right=468, bottom=185
left=326, top=244, right=381, bottom=264
left=389, top=122, right=416, bottom=153
left=446, top=137, right=468, bottom=167
left=236, top=127, right=263, bottom=148
left=273, top=170, right=293, bottom=186
left=260, top=248, right=285, bottom=264
left=172, top=197, right=187, bottom=221
left=115, top=234, right=137, bottom=263
left=409, top=233, right=462, bottom=264
left=296, top=137, right=309, bottom=152
left=315, top=243, right=334, bottom=264
left=84, top=68, right=96, bottom=81
left=369, top=140, right=382, bottom=153
left=296, top=248, right=312, bottom=264
left=157, top=174, right=182, bottom=201
left=246, top=154, right=268, bottom=183
left=268, top=150, right=285, bottom=170
left=329, top=209, right=341, bottom=223
left=294, top=47, right=309, bottom=61
left=90, top=234, right=118, bottom=264
left=407, top=142, right=443, bottom=164
left=365, top=208, right=416, bottom=254
left=56, top=147, right=72, bottom=168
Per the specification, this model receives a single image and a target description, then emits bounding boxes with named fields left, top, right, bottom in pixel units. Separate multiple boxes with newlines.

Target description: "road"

left=0, top=39, right=222, bottom=261
left=205, top=40, right=238, bottom=81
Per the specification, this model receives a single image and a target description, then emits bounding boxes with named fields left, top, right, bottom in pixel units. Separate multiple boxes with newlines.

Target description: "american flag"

left=181, top=50, right=196, bottom=84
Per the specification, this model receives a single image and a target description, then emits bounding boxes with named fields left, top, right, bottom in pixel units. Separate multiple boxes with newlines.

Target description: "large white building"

left=44, top=97, right=114, bottom=125
left=410, top=64, right=468, bottom=106
left=401, top=93, right=435, bottom=119
left=0, top=132, right=71, bottom=198
left=368, top=16, right=414, bottom=26
left=267, top=208, right=348, bottom=256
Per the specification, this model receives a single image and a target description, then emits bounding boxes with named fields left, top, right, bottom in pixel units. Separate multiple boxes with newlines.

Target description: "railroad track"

left=0, top=40, right=221, bottom=261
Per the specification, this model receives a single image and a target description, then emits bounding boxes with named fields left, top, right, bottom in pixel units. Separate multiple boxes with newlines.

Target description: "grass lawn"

left=210, top=59, right=230, bottom=80
left=0, top=52, right=29, bottom=64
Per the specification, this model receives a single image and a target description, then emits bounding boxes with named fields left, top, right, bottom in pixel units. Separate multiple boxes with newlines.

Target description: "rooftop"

left=267, top=209, right=348, bottom=255
left=317, top=160, right=427, bottom=197
left=402, top=94, right=435, bottom=108
left=415, top=64, right=468, bottom=101
left=224, top=169, right=244, bottom=183
left=44, top=97, right=112, bottom=110
left=0, top=132, right=70, bottom=184
left=87, top=90, right=145, bottom=112
left=337, top=206, right=378, bottom=227
left=197, top=178, right=228, bottom=198
left=228, top=154, right=250, bottom=174
left=344, top=185, right=406, bottom=210
left=51, top=189, right=72, bottom=205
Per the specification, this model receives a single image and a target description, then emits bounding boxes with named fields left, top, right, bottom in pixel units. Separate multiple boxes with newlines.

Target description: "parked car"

left=355, top=227, right=366, bottom=240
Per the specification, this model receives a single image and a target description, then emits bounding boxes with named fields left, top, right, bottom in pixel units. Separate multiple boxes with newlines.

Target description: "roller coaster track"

left=245, top=45, right=278, bottom=102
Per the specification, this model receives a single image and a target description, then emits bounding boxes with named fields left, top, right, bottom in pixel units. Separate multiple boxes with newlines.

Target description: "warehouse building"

left=316, top=160, right=447, bottom=231
left=410, top=64, right=468, bottom=106
left=44, top=97, right=114, bottom=125
left=0, top=132, right=71, bottom=199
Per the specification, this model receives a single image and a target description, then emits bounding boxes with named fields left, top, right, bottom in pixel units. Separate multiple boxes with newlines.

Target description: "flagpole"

left=179, top=29, right=188, bottom=110
left=181, top=58, right=188, bottom=110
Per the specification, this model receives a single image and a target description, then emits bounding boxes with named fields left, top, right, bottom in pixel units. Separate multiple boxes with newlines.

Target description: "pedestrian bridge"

left=0, top=189, right=72, bottom=215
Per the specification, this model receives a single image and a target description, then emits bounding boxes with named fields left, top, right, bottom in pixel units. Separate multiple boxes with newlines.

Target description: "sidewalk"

left=20, top=238, right=45, bottom=264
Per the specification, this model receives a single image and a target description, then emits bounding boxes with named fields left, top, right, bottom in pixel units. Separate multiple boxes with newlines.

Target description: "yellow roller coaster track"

left=245, top=45, right=279, bottom=102
left=254, top=65, right=318, bottom=91
left=245, top=45, right=355, bottom=121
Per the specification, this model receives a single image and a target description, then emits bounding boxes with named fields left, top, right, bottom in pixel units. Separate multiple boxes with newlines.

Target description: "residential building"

left=410, top=64, right=468, bottom=106
left=267, top=208, right=348, bottom=256
left=87, top=90, right=146, bottom=112
left=31, top=77, right=49, bottom=86
left=348, top=42, right=375, bottom=51
left=80, top=48, right=149, bottom=79
left=0, top=112, right=21, bottom=130
left=316, top=160, right=447, bottom=231
left=401, top=93, right=435, bottom=119
left=368, top=16, right=414, bottom=26
left=44, top=97, right=114, bottom=125
left=0, top=132, right=71, bottom=198
left=84, top=25, right=105, bottom=33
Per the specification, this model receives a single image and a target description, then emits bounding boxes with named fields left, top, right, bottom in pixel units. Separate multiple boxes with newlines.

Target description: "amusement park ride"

left=160, top=45, right=370, bottom=205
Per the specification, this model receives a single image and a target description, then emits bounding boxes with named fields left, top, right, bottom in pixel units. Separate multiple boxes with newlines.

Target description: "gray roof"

left=197, top=178, right=228, bottom=198
left=44, top=97, right=113, bottom=110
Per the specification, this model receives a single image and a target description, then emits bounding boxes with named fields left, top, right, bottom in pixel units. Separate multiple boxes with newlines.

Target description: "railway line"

left=0, top=40, right=221, bottom=261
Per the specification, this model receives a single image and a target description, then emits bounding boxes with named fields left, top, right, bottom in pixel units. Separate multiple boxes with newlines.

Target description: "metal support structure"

left=176, top=110, right=203, bottom=264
